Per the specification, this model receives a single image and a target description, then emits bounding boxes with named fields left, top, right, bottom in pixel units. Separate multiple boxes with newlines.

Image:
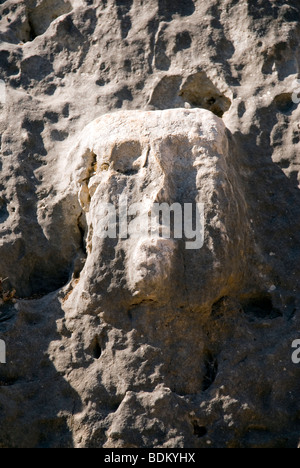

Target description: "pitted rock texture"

left=0, top=0, right=300, bottom=449
left=68, top=109, right=248, bottom=310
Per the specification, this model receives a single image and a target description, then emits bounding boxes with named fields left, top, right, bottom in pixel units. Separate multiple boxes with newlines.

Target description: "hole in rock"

left=91, top=337, right=102, bottom=360
left=277, top=159, right=290, bottom=170
left=179, top=72, right=232, bottom=117
left=27, top=266, right=71, bottom=297
left=174, top=31, right=192, bottom=52
left=158, top=0, right=195, bottom=20
left=0, top=198, right=9, bottom=224
left=111, top=140, right=143, bottom=175
left=0, top=377, right=18, bottom=387
left=0, top=50, right=19, bottom=76
left=192, top=422, right=207, bottom=438
left=149, top=72, right=231, bottom=117
left=115, top=86, right=133, bottom=108
left=274, top=93, right=295, bottom=114
left=242, top=295, right=282, bottom=321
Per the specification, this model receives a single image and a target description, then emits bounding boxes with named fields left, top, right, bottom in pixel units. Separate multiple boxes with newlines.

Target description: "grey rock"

left=0, top=0, right=299, bottom=449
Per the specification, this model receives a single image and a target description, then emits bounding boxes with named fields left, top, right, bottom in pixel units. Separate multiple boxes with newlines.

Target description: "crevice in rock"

left=241, top=295, right=282, bottom=321
left=202, top=351, right=218, bottom=392
left=116, top=0, right=133, bottom=40
left=0, top=197, right=9, bottom=224
left=192, top=421, right=207, bottom=438
left=0, top=377, right=19, bottom=387
left=90, top=336, right=102, bottom=360
left=77, top=212, right=87, bottom=258
left=128, top=299, right=157, bottom=311
left=78, top=150, right=98, bottom=212
left=28, top=16, right=37, bottom=42
left=24, top=0, right=73, bottom=42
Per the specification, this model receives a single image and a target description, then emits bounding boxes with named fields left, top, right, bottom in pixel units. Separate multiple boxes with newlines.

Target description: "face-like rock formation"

left=1, top=0, right=300, bottom=449
left=69, top=109, right=248, bottom=311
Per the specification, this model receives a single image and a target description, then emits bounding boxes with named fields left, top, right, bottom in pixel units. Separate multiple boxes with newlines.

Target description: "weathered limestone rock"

left=0, top=0, right=299, bottom=449
left=67, top=109, right=248, bottom=311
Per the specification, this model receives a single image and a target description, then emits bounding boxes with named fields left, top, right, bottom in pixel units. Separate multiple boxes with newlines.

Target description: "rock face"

left=0, top=0, right=300, bottom=449
left=70, top=109, right=248, bottom=310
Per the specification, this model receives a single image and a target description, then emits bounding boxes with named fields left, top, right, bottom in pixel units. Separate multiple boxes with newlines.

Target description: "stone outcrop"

left=0, top=0, right=300, bottom=448
left=68, top=109, right=248, bottom=309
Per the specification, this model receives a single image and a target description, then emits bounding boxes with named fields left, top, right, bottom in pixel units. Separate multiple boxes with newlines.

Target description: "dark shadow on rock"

left=230, top=99, right=300, bottom=307
left=27, top=0, right=73, bottom=40
left=158, top=0, right=195, bottom=21
left=20, top=56, right=54, bottom=87
left=0, top=116, right=84, bottom=298
left=116, top=0, right=133, bottom=39
left=241, top=295, right=283, bottom=321
left=0, top=198, right=9, bottom=224
left=174, top=31, right=192, bottom=53
left=0, top=295, right=82, bottom=448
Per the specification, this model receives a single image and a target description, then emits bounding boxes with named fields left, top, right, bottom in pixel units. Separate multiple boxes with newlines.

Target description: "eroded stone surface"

left=67, top=109, right=248, bottom=311
left=0, top=0, right=299, bottom=449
